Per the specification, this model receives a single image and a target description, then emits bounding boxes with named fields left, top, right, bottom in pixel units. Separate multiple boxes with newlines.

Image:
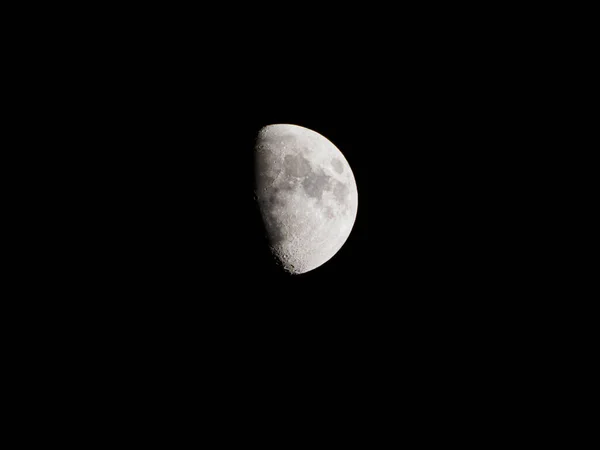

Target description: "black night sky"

left=65, top=4, right=535, bottom=312
left=96, top=69, right=522, bottom=332
left=44, top=8, right=549, bottom=425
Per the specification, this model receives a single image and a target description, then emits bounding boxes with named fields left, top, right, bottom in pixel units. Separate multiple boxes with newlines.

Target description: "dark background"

left=47, top=13, right=536, bottom=334
left=30, top=4, right=546, bottom=305
left=68, top=37, right=530, bottom=376
left=80, top=44, right=524, bottom=309
left=19, top=6, right=559, bottom=425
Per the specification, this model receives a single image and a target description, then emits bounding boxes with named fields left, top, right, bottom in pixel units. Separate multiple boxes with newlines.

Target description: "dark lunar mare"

left=302, top=168, right=332, bottom=200
left=284, top=154, right=311, bottom=177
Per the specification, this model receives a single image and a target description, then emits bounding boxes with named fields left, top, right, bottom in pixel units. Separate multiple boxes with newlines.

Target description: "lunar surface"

left=254, top=124, right=358, bottom=274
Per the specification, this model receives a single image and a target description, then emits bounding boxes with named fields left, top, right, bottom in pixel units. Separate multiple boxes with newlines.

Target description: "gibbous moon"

left=254, top=124, right=358, bottom=274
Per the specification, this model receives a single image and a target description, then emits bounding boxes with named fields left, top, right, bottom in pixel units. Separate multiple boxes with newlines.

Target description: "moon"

left=254, top=124, right=358, bottom=274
